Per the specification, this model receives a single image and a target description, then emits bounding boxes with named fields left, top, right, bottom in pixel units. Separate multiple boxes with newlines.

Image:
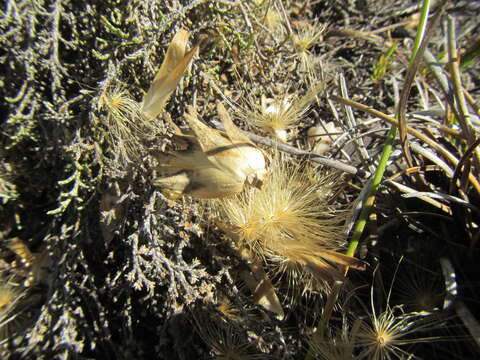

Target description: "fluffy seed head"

left=310, top=320, right=359, bottom=360
left=291, top=24, right=326, bottom=54
left=238, top=81, right=328, bottom=142
left=355, top=306, right=446, bottom=360
left=393, top=260, right=445, bottom=314
left=212, top=152, right=362, bottom=286
left=290, top=22, right=327, bottom=74
left=263, top=7, right=282, bottom=32
left=193, top=313, right=271, bottom=360
left=217, top=153, right=340, bottom=249
left=98, top=85, right=151, bottom=164
left=240, top=95, right=302, bottom=142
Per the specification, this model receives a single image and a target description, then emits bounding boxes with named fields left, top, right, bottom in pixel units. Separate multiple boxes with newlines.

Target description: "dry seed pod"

left=141, top=29, right=202, bottom=120
left=154, top=104, right=267, bottom=199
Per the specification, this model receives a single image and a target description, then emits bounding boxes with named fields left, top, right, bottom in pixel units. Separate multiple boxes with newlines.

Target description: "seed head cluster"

left=212, top=153, right=363, bottom=287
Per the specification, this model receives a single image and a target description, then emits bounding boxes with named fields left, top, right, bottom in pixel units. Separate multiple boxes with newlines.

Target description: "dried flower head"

left=193, top=313, right=270, bottom=360
left=353, top=273, right=450, bottom=360
left=238, top=81, right=328, bottom=142
left=291, top=24, right=325, bottom=54
left=212, top=152, right=363, bottom=287
left=310, top=319, right=359, bottom=360
left=290, top=22, right=327, bottom=74
left=240, top=94, right=299, bottom=142
left=393, top=258, right=445, bottom=314
left=154, top=103, right=267, bottom=199
left=257, top=1, right=282, bottom=33
left=98, top=85, right=150, bottom=164
left=355, top=306, right=446, bottom=360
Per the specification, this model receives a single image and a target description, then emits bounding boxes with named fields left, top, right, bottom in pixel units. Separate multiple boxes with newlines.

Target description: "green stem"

left=345, top=127, right=397, bottom=257
left=412, top=0, right=431, bottom=59
left=306, top=2, right=435, bottom=360
left=346, top=0, right=432, bottom=259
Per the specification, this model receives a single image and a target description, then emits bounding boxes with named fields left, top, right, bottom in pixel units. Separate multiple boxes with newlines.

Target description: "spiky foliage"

left=212, top=152, right=363, bottom=289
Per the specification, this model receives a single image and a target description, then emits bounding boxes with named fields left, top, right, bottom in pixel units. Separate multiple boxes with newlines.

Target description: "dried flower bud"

left=154, top=104, right=267, bottom=199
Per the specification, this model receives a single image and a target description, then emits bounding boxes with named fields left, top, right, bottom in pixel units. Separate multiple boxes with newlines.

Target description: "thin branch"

left=212, top=121, right=363, bottom=176
left=401, top=191, right=480, bottom=215
left=387, top=181, right=452, bottom=215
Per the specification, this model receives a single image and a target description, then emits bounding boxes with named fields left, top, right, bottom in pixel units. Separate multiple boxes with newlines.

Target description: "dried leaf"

left=217, top=102, right=252, bottom=145
left=142, top=30, right=200, bottom=120
left=238, top=248, right=284, bottom=319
